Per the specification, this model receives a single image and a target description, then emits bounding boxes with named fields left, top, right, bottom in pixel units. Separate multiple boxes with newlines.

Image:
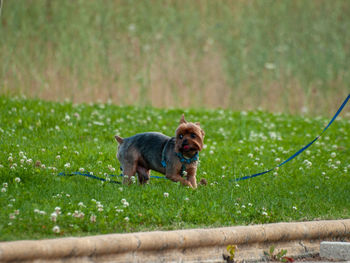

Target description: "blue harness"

left=161, top=138, right=199, bottom=176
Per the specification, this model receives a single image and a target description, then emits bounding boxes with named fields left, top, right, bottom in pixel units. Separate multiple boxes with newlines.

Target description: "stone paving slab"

left=0, top=219, right=350, bottom=262
left=320, top=241, right=350, bottom=261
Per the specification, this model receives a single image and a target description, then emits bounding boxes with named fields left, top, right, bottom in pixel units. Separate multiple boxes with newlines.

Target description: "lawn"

left=0, top=96, right=349, bottom=241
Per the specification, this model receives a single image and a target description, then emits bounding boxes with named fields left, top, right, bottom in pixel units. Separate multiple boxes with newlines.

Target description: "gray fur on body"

left=117, top=132, right=175, bottom=174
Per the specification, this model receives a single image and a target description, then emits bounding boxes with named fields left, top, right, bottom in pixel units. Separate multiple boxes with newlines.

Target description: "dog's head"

left=175, top=114, right=205, bottom=158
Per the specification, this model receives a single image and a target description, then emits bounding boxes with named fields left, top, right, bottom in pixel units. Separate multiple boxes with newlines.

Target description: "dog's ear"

left=195, top=122, right=201, bottom=127
left=179, top=114, right=187, bottom=124
left=115, top=135, right=124, bottom=144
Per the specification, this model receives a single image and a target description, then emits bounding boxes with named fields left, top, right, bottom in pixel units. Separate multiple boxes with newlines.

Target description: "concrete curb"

left=0, top=219, right=350, bottom=262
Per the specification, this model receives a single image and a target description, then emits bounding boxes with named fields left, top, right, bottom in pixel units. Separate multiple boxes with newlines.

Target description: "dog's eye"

left=179, top=134, right=184, bottom=139
left=190, top=133, right=196, bottom=139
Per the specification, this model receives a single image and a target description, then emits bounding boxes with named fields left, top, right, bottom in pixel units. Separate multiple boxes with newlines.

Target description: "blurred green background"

left=1, top=0, right=349, bottom=115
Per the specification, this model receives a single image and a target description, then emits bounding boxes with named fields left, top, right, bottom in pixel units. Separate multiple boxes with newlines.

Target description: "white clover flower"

left=248, top=153, right=253, bottom=158
left=1, top=188, right=7, bottom=193
left=262, top=211, right=268, bottom=216
left=9, top=213, right=16, bottom=220
left=56, top=155, right=61, bottom=160
left=15, top=177, right=21, bottom=183
left=275, top=158, right=281, bottom=162
left=34, top=209, right=40, bottom=213
left=184, top=197, right=189, bottom=201
left=73, top=112, right=80, bottom=119
left=51, top=212, right=58, bottom=222
left=90, top=214, right=97, bottom=223
left=78, top=202, right=85, bottom=207
left=52, top=225, right=60, bottom=233
left=55, top=207, right=61, bottom=214
left=130, top=176, right=136, bottom=183
left=119, top=187, right=123, bottom=192
left=292, top=206, right=297, bottom=210
left=73, top=210, right=80, bottom=217
left=116, top=209, right=123, bottom=213
left=303, top=160, right=312, bottom=167
left=121, top=199, right=127, bottom=204
left=163, top=192, right=169, bottom=198
left=3, top=183, right=8, bottom=188
left=79, top=168, right=85, bottom=173
left=124, top=217, right=130, bottom=222
left=74, top=151, right=79, bottom=155
left=128, top=23, right=136, bottom=32
left=39, top=210, right=46, bottom=215
left=248, top=203, right=253, bottom=207
left=8, top=156, right=13, bottom=162
left=26, top=159, right=33, bottom=164
left=64, top=163, right=71, bottom=168
left=264, top=62, right=276, bottom=70
left=123, top=202, right=129, bottom=208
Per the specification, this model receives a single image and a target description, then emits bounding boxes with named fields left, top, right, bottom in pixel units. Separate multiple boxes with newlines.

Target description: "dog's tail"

left=115, top=135, right=124, bottom=144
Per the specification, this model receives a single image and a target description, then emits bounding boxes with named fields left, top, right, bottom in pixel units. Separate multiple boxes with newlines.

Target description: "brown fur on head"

left=175, top=114, right=205, bottom=158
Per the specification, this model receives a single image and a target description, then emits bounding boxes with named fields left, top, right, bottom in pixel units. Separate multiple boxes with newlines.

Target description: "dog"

left=115, top=115, right=205, bottom=188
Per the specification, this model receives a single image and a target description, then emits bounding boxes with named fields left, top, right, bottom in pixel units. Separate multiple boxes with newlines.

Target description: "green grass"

left=0, top=0, right=349, bottom=114
left=0, top=96, right=349, bottom=241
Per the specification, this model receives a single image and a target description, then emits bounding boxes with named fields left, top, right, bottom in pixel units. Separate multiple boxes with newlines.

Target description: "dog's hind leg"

left=136, top=165, right=150, bottom=185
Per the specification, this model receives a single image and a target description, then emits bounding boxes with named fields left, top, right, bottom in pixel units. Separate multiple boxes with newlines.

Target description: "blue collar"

left=161, top=150, right=199, bottom=169
left=175, top=152, right=199, bottom=164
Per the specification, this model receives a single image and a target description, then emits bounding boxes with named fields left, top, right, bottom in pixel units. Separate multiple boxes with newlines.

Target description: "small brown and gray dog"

left=115, top=115, right=205, bottom=188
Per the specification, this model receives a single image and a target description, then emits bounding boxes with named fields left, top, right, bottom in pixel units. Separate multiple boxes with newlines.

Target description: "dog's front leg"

left=166, top=168, right=193, bottom=188
left=186, top=167, right=197, bottom=189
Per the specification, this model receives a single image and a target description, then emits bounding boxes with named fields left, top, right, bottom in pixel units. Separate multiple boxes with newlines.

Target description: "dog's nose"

left=183, top=139, right=188, bottom=145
